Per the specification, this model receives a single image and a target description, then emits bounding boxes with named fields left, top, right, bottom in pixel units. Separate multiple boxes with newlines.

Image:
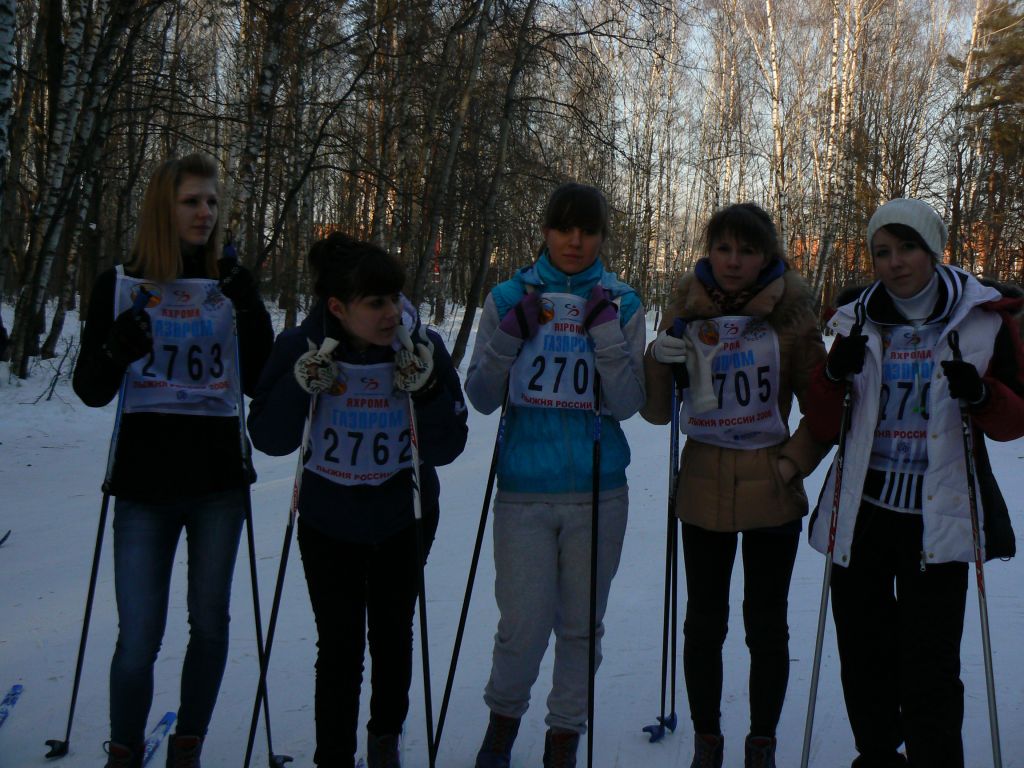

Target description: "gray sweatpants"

left=483, top=493, right=629, bottom=734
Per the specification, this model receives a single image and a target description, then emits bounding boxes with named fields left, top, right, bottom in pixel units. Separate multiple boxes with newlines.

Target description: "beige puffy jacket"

left=642, top=269, right=831, bottom=532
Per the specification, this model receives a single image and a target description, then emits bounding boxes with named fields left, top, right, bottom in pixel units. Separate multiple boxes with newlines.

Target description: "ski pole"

left=586, top=372, right=603, bottom=768
left=45, top=286, right=151, bottom=760
left=433, top=387, right=510, bottom=757
left=643, top=381, right=681, bottom=741
left=948, top=330, right=1002, bottom=768
left=800, top=303, right=865, bottom=768
left=243, top=338, right=338, bottom=768
left=643, top=322, right=688, bottom=742
left=405, top=392, right=437, bottom=768
left=228, top=289, right=292, bottom=767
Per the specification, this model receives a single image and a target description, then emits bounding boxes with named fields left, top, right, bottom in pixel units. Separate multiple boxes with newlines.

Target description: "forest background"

left=2, top=0, right=1023, bottom=380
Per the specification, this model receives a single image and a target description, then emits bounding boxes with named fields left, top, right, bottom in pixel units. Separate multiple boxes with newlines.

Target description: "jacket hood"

left=298, top=300, right=401, bottom=363
left=830, top=265, right=1007, bottom=332
left=516, top=251, right=638, bottom=301
left=669, top=268, right=815, bottom=331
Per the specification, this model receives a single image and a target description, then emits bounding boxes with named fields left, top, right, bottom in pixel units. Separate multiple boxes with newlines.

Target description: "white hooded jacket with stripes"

left=809, top=265, right=1002, bottom=566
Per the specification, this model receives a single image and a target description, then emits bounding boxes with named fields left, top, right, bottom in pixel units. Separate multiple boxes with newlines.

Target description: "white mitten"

left=394, top=325, right=436, bottom=394
left=652, top=329, right=693, bottom=365
left=294, top=338, right=339, bottom=394
left=686, top=330, right=722, bottom=414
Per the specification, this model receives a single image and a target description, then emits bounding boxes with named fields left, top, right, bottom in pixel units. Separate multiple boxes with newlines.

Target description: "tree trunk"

left=451, top=0, right=540, bottom=369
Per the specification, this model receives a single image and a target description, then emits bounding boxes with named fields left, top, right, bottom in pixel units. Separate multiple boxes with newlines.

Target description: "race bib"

left=508, top=293, right=596, bottom=411
left=680, top=316, right=787, bottom=449
left=115, top=272, right=238, bottom=416
left=306, top=362, right=413, bottom=486
left=869, top=325, right=939, bottom=474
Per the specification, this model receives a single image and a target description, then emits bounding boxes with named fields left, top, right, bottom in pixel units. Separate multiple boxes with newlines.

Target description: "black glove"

left=826, top=333, right=868, bottom=381
left=941, top=359, right=988, bottom=405
left=104, top=307, right=153, bottom=368
left=217, top=257, right=259, bottom=307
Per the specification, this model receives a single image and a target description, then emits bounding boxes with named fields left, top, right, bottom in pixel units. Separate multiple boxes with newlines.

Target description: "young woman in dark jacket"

left=247, top=232, right=468, bottom=768
left=806, top=198, right=1024, bottom=768
left=73, top=153, right=273, bottom=768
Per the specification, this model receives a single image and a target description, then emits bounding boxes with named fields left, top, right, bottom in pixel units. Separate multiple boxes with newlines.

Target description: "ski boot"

left=103, top=741, right=142, bottom=768
left=744, top=735, right=777, bottom=768
left=690, top=733, right=724, bottom=768
left=475, top=712, right=521, bottom=768
left=166, top=734, right=203, bottom=768
left=366, top=731, right=401, bottom=768
left=542, top=728, right=580, bottom=768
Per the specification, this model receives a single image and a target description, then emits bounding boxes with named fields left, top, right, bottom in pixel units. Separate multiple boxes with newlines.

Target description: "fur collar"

left=669, top=269, right=814, bottom=330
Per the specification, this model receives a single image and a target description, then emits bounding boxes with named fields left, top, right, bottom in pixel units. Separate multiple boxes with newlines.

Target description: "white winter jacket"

left=809, top=268, right=1002, bottom=565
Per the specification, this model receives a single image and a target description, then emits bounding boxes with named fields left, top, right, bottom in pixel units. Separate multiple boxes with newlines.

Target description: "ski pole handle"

left=670, top=318, right=689, bottom=391
left=852, top=301, right=866, bottom=337
left=949, top=330, right=963, bottom=363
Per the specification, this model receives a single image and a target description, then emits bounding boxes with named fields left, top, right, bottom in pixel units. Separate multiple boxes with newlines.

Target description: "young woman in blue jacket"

left=247, top=233, right=468, bottom=768
left=465, top=183, right=646, bottom=768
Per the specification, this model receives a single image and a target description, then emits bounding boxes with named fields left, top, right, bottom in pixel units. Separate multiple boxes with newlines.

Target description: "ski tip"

left=158, top=711, right=177, bottom=724
left=0, top=530, right=10, bottom=547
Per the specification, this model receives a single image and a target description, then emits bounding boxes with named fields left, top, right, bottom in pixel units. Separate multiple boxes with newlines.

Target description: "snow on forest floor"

left=1, top=303, right=1023, bottom=767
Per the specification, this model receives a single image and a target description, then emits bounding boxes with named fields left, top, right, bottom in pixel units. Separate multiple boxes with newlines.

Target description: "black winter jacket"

left=247, top=303, right=468, bottom=544
left=72, top=255, right=274, bottom=501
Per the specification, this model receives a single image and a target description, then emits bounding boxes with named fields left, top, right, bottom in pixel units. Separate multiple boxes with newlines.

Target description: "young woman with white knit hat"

left=805, top=197, right=1024, bottom=767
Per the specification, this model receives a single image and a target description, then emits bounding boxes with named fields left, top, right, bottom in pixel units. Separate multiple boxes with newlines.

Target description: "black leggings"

left=831, top=503, right=967, bottom=767
left=680, top=520, right=799, bottom=737
left=297, top=514, right=437, bottom=767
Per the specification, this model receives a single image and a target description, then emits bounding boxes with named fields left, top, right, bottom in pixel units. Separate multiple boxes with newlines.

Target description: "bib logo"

left=202, top=284, right=227, bottom=310
left=903, top=331, right=921, bottom=346
left=361, top=376, right=381, bottom=391
left=697, top=320, right=720, bottom=346
left=565, top=303, right=580, bottom=318
left=331, top=370, right=348, bottom=397
left=742, top=320, right=768, bottom=341
left=723, top=321, right=742, bottom=337
left=172, top=289, right=192, bottom=304
left=131, top=284, right=162, bottom=308
left=539, top=298, right=556, bottom=325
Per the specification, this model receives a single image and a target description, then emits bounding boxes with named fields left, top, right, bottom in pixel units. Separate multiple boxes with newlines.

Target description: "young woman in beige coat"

left=642, top=203, right=829, bottom=768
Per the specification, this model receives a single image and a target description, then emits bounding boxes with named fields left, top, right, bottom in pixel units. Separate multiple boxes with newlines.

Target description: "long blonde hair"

left=128, top=153, right=220, bottom=282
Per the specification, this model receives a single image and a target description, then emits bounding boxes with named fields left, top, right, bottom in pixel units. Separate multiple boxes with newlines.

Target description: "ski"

left=0, top=530, right=10, bottom=547
left=0, top=684, right=23, bottom=729
left=141, top=711, right=176, bottom=766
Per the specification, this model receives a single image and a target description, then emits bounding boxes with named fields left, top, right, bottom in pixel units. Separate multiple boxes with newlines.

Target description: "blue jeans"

left=109, top=490, right=245, bottom=747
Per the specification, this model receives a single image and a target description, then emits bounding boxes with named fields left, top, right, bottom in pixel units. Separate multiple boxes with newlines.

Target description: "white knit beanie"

left=866, top=198, right=948, bottom=258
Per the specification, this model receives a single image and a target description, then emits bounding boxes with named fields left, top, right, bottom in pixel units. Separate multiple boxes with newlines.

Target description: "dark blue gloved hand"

left=825, top=332, right=868, bottom=381
left=217, top=257, right=259, bottom=307
left=104, top=307, right=152, bottom=368
left=941, top=359, right=988, bottom=405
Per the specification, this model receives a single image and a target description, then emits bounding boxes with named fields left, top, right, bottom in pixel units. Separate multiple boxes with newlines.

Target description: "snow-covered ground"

left=1, top=305, right=1022, bottom=767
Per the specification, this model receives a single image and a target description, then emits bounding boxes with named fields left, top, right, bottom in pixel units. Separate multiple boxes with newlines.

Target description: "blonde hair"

left=128, top=153, right=220, bottom=282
